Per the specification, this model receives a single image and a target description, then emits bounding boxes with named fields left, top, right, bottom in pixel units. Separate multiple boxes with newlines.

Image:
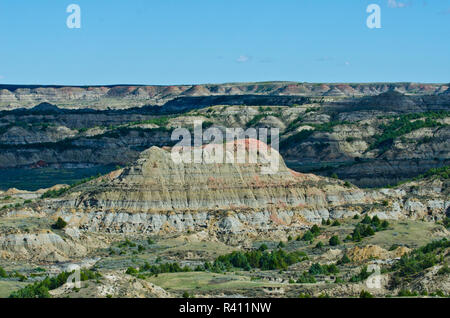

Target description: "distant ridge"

left=0, top=82, right=448, bottom=111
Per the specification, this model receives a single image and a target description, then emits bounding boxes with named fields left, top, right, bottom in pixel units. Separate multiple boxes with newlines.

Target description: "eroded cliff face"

left=37, top=142, right=448, bottom=243
left=0, top=142, right=448, bottom=264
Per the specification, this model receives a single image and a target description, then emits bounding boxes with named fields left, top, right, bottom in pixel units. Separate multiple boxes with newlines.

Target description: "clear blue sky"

left=0, top=0, right=449, bottom=85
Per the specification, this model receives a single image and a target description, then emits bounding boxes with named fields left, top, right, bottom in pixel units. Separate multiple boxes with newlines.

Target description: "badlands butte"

left=0, top=81, right=448, bottom=298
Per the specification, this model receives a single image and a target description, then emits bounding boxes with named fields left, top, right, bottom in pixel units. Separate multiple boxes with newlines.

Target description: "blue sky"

left=0, top=0, right=449, bottom=85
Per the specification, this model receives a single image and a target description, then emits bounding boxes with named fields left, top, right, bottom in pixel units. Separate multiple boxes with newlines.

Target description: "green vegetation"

left=246, top=114, right=265, bottom=127
left=351, top=215, right=389, bottom=242
left=329, top=236, right=340, bottom=246
left=282, top=120, right=352, bottom=149
left=258, top=244, right=268, bottom=252
left=397, top=289, right=418, bottom=297
left=51, top=217, right=67, bottom=230
left=308, top=263, right=339, bottom=276
left=391, top=238, right=449, bottom=286
left=9, top=269, right=101, bottom=298
left=442, top=217, right=450, bottom=229
left=296, top=272, right=316, bottom=284
left=280, top=129, right=314, bottom=149
left=337, top=254, right=351, bottom=265
left=128, top=116, right=171, bottom=127
left=209, top=249, right=308, bottom=272
left=297, top=225, right=321, bottom=242
left=393, top=166, right=450, bottom=188
left=277, top=241, right=286, bottom=248
left=416, top=166, right=449, bottom=180
left=182, top=291, right=192, bottom=298
left=0, top=266, right=7, bottom=278
left=350, top=266, right=373, bottom=283
left=118, top=239, right=136, bottom=248
left=369, top=111, right=449, bottom=152
left=438, top=263, right=450, bottom=275
left=141, top=262, right=191, bottom=276
left=359, top=290, right=374, bottom=298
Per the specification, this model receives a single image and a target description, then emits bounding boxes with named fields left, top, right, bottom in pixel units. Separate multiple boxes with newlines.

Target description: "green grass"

left=147, top=272, right=283, bottom=292
left=365, top=220, right=445, bottom=249
left=0, top=281, right=28, bottom=298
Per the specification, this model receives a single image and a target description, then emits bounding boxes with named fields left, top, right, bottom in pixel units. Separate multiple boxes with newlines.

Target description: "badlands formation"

left=0, top=83, right=448, bottom=298
left=46, top=140, right=448, bottom=236
left=0, top=139, right=448, bottom=298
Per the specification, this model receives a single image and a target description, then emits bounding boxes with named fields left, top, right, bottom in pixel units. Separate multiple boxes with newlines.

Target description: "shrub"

left=52, top=217, right=67, bottom=230
left=308, top=263, right=339, bottom=276
left=277, top=241, right=286, bottom=248
left=335, top=276, right=344, bottom=283
left=182, top=291, right=191, bottom=298
left=397, top=289, right=418, bottom=297
left=360, top=290, right=374, bottom=298
left=315, top=242, right=324, bottom=249
left=310, top=225, right=321, bottom=235
left=438, top=264, right=450, bottom=275
left=302, top=231, right=314, bottom=242
left=337, top=254, right=351, bottom=265
left=126, top=267, right=139, bottom=276
left=389, top=244, right=400, bottom=251
left=390, top=239, right=449, bottom=285
left=442, top=217, right=450, bottom=229
left=352, top=228, right=362, bottom=242
left=297, top=272, right=316, bottom=284
left=258, top=244, right=268, bottom=252
left=0, top=266, right=7, bottom=278
left=361, top=215, right=372, bottom=224
left=331, top=220, right=341, bottom=226
left=350, top=266, right=373, bottom=283
left=371, top=215, right=381, bottom=227
left=329, top=236, right=340, bottom=246
left=308, top=263, right=323, bottom=275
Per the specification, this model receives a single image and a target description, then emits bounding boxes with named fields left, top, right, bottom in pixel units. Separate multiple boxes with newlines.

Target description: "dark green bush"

left=329, top=236, right=340, bottom=246
left=296, top=272, right=316, bottom=284
left=52, top=217, right=67, bottom=230
left=360, top=290, right=374, bottom=298
left=0, top=266, right=7, bottom=278
left=350, top=266, right=373, bottom=283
